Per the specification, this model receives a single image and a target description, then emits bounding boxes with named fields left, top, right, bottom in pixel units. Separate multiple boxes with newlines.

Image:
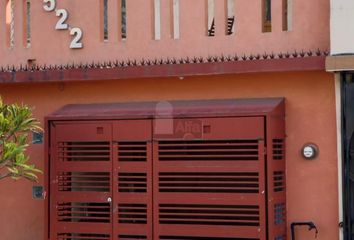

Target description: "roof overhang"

left=326, top=55, right=354, bottom=72
left=0, top=55, right=326, bottom=84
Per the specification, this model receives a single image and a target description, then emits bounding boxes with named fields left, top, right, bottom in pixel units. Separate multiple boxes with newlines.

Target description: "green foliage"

left=0, top=97, right=42, bottom=182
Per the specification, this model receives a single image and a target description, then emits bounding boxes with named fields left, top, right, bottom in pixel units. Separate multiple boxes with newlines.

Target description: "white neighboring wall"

left=331, top=0, right=354, bottom=55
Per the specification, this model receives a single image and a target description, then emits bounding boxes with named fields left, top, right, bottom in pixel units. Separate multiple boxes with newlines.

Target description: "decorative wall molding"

left=0, top=49, right=328, bottom=84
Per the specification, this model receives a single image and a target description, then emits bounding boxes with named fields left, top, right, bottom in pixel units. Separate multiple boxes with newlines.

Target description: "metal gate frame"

left=152, top=116, right=267, bottom=240
left=340, top=73, right=354, bottom=240
left=44, top=98, right=286, bottom=240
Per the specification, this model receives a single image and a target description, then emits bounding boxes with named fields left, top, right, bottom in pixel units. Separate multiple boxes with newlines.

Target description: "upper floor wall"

left=0, top=0, right=329, bottom=68
left=331, top=0, right=354, bottom=55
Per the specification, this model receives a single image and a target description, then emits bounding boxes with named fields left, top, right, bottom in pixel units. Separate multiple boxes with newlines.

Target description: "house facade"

left=0, top=0, right=342, bottom=240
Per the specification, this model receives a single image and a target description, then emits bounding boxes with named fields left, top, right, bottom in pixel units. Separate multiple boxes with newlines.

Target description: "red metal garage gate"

left=46, top=98, right=286, bottom=240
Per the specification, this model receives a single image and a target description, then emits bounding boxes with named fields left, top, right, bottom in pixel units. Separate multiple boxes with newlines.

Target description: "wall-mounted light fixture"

left=301, top=143, right=319, bottom=160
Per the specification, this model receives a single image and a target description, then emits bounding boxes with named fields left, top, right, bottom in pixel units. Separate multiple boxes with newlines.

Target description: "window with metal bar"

left=207, top=0, right=215, bottom=36
left=121, top=0, right=127, bottom=40
left=102, top=0, right=108, bottom=41
left=154, top=0, right=161, bottom=40
left=6, top=0, right=14, bottom=48
left=282, top=0, right=292, bottom=31
left=172, top=0, right=179, bottom=39
left=262, top=0, right=271, bottom=32
left=24, top=0, right=31, bottom=47
left=226, top=0, right=235, bottom=35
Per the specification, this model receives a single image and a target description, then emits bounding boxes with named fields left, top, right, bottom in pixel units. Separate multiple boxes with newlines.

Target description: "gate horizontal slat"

left=55, top=192, right=111, bottom=202
left=156, top=195, right=261, bottom=205
left=54, top=123, right=112, bottom=141
left=157, top=225, right=261, bottom=238
left=56, top=222, right=111, bottom=233
left=113, top=225, right=150, bottom=235
left=116, top=164, right=149, bottom=172
left=55, top=162, right=111, bottom=172
left=115, top=195, right=149, bottom=202
left=155, top=162, right=260, bottom=172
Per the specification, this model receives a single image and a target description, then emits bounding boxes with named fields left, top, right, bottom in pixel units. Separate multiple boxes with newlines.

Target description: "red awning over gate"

left=46, top=98, right=284, bottom=121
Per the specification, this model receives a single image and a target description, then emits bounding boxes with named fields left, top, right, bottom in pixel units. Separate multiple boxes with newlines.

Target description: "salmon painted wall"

left=0, top=71, right=338, bottom=240
left=0, top=0, right=329, bottom=67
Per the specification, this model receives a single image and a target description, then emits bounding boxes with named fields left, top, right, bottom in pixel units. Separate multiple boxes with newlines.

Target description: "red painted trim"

left=44, top=120, right=50, bottom=240
left=0, top=56, right=325, bottom=84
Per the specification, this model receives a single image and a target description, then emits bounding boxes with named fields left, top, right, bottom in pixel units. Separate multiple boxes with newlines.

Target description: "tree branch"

left=0, top=172, right=11, bottom=180
left=0, top=159, right=10, bottom=169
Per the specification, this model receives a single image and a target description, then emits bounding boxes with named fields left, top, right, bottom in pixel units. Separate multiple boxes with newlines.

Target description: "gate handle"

left=291, top=222, right=318, bottom=240
left=107, top=197, right=112, bottom=203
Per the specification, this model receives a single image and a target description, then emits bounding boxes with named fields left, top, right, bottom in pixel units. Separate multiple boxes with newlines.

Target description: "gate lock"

left=291, top=221, right=318, bottom=240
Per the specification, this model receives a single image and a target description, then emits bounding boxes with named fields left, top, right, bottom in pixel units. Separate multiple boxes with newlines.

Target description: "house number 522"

left=43, top=0, right=83, bottom=49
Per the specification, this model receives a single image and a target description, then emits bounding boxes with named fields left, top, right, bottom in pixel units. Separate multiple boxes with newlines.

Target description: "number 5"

left=43, top=0, right=55, bottom=12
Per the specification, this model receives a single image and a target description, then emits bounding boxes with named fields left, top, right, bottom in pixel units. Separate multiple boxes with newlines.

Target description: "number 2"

left=55, top=9, right=69, bottom=30
left=43, top=0, right=55, bottom=12
left=70, top=28, right=83, bottom=49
